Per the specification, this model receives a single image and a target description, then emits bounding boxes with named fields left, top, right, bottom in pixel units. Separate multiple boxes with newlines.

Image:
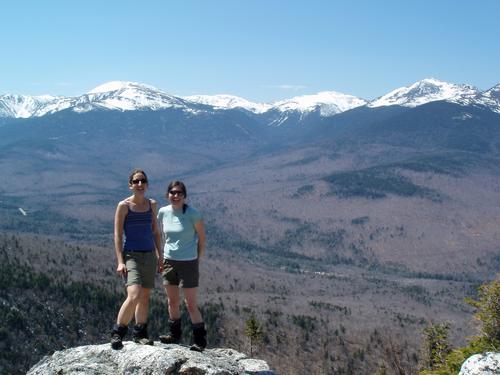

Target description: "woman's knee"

left=140, top=288, right=151, bottom=301
left=126, top=285, right=143, bottom=303
left=185, top=299, right=199, bottom=315
left=165, top=286, right=180, bottom=303
left=168, top=296, right=181, bottom=309
left=167, top=292, right=180, bottom=307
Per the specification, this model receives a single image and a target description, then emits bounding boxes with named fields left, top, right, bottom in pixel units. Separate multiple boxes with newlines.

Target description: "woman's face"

left=129, top=173, right=148, bottom=193
left=168, top=186, right=185, bottom=207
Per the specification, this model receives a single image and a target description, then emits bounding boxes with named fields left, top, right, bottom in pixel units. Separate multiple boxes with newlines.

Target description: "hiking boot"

left=190, top=322, right=207, bottom=352
left=110, top=324, right=128, bottom=350
left=159, top=319, right=181, bottom=344
left=133, top=323, right=154, bottom=346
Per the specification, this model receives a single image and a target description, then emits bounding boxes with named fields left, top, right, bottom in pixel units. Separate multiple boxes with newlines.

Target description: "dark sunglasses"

left=131, top=178, right=148, bottom=184
left=169, top=190, right=184, bottom=196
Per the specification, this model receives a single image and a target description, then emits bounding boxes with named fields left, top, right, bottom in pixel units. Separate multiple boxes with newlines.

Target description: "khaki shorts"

left=124, top=251, right=157, bottom=289
left=162, top=259, right=199, bottom=288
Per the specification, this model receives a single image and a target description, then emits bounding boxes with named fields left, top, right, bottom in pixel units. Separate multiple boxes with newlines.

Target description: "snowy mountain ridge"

left=368, top=78, right=480, bottom=108
left=0, top=94, right=66, bottom=118
left=0, top=81, right=194, bottom=119
left=1, top=78, right=499, bottom=119
left=272, top=91, right=368, bottom=116
left=84, top=81, right=189, bottom=112
left=471, top=84, right=500, bottom=111
left=183, top=94, right=272, bottom=114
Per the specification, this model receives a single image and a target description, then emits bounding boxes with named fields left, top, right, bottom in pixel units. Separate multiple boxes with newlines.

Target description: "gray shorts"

left=162, top=259, right=199, bottom=288
left=124, top=251, right=157, bottom=289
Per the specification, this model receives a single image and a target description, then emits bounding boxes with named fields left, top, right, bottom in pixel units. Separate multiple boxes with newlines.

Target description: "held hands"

left=157, top=258, right=164, bottom=273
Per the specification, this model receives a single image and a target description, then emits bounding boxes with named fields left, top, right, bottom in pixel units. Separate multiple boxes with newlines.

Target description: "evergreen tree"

left=245, top=313, right=262, bottom=357
left=466, top=279, right=500, bottom=345
left=419, top=279, right=499, bottom=374
left=420, top=323, right=450, bottom=370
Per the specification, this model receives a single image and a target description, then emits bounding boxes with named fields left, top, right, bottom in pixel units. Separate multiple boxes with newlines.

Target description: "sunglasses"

left=131, top=178, right=148, bottom=184
left=169, top=190, right=185, bottom=197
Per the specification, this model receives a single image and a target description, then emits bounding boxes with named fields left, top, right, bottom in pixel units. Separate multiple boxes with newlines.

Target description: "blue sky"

left=1, top=0, right=499, bottom=102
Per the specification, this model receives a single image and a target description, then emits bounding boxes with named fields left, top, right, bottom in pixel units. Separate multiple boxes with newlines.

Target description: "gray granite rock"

left=459, top=352, right=500, bottom=375
left=27, top=342, right=276, bottom=375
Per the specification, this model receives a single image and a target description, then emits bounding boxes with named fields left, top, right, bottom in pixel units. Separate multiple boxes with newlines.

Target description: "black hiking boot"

left=110, top=324, right=128, bottom=350
left=159, top=319, right=181, bottom=344
left=132, top=323, right=154, bottom=345
left=190, top=322, right=207, bottom=352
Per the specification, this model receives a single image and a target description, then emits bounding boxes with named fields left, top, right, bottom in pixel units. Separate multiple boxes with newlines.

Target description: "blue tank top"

left=123, top=201, right=155, bottom=252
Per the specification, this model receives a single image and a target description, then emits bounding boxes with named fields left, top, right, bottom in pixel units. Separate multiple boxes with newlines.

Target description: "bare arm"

left=150, top=200, right=163, bottom=271
left=114, top=201, right=128, bottom=275
left=194, top=219, right=206, bottom=259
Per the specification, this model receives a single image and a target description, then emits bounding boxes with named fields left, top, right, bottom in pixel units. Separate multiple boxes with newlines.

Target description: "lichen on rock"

left=27, top=342, right=276, bottom=375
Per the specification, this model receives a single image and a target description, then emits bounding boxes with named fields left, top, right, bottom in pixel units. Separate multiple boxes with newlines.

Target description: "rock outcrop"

left=459, top=352, right=500, bottom=375
left=27, top=342, right=276, bottom=375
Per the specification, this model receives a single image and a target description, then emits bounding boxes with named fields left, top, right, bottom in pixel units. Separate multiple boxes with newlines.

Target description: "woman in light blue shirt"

left=157, top=180, right=207, bottom=351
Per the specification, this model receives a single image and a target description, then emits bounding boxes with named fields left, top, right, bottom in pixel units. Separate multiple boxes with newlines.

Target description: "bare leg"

left=183, top=287, right=203, bottom=324
left=117, top=285, right=142, bottom=325
left=165, top=285, right=181, bottom=320
left=134, top=287, right=152, bottom=324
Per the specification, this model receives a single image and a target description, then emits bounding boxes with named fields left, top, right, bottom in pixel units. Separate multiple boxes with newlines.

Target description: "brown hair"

left=167, top=180, right=188, bottom=213
left=167, top=180, right=187, bottom=197
left=128, top=169, right=148, bottom=185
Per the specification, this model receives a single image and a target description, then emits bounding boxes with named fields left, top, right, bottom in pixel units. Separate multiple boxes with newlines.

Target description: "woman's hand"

left=116, top=262, right=127, bottom=276
left=157, top=258, right=164, bottom=273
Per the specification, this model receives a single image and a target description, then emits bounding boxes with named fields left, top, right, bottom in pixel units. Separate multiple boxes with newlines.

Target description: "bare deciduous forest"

left=1, top=102, right=499, bottom=374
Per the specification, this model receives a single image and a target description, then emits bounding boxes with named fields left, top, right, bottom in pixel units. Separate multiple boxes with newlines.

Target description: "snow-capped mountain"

left=183, top=91, right=367, bottom=116
left=1, top=79, right=499, bottom=119
left=0, top=81, right=194, bottom=118
left=261, top=91, right=368, bottom=127
left=0, top=83, right=368, bottom=119
left=475, top=84, right=500, bottom=113
left=0, top=94, right=70, bottom=118
left=272, top=91, right=367, bottom=116
left=484, top=84, right=500, bottom=101
left=81, top=81, right=189, bottom=112
left=183, top=94, right=271, bottom=114
left=368, top=78, right=479, bottom=108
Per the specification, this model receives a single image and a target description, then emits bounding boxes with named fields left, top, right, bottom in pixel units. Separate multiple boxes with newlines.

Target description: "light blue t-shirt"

left=157, top=204, right=202, bottom=261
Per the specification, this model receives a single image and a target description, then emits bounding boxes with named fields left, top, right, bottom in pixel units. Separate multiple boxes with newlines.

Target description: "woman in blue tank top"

left=110, top=169, right=162, bottom=350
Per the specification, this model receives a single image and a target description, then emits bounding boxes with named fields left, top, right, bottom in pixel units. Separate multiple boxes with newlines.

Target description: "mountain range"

left=1, top=75, right=499, bottom=277
left=1, top=78, right=499, bottom=120
left=2, top=77, right=500, bottom=374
